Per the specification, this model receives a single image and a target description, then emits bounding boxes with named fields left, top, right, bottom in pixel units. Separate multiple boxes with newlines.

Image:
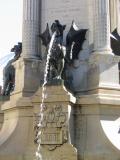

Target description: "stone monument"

left=0, top=0, right=120, bottom=160
left=0, top=0, right=42, bottom=160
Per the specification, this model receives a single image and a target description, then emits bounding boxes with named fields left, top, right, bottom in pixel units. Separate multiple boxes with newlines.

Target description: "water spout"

left=35, top=32, right=56, bottom=160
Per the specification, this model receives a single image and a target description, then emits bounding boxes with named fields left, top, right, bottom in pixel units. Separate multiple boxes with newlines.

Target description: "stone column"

left=22, top=0, right=40, bottom=59
left=94, top=0, right=111, bottom=52
left=12, top=0, right=42, bottom=97
left=109, top=0, right=118, bottom=32
left=88, top=0, right=120, bottom=92
left=117, top=0, right=120, bottom=34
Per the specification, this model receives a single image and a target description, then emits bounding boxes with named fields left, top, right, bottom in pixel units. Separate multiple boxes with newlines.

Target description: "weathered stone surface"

left=0, top=1, right=120, bottom=160
left=0, top=96, right=36, bottom=160
left=40, top=143, right=77, bottom=160
left=41, top=0, right=89, bottom=30
left=39, top=104, right=68, bottom=147
left=94, top=0, right=111, bottom=52
left=22, top=0, right=41, bottom=59
left=32, top=85, right=77, bottom=158
left=70, top=103, right=120, bottom=160
left=12, top=58, right=41, bottom=97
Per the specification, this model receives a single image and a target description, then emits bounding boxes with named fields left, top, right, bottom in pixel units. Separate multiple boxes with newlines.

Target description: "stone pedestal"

left=32, top=86, right=77, bottom=160
left=0, top=96, right=36, bottom=160
left=12, top=58, right=41, bottom=97
left=0, top=57, right=41, bottom=160
left=70, top=97, right=120, bottom=160
left=87, top=54, right=120, bottom=94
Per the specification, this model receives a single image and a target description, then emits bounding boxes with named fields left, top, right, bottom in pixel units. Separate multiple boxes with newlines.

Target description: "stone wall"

left=40, top=0, right=93, bottom=93
left=41, top=0, right=89, bottom=32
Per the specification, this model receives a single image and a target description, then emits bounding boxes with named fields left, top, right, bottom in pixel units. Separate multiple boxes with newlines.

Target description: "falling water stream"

left=0, top=53, right=14, bottom=86
left=0, top=53, right=14, bottom=67
left=35, top=32, right=57, bottom=160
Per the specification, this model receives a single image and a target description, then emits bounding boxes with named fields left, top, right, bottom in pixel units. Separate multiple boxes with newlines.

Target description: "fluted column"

left=22, top=0, right=40, bottom=59
left=109, top=0, right=117, bottom=32
left=94, top=0, right=111, bottom=52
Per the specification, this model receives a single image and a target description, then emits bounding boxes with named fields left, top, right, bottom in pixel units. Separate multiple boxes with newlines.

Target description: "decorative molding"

left=35, top=105, right=68, bottom=150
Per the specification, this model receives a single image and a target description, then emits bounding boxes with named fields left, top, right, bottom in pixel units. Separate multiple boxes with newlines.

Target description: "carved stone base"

left=71, top=100, right=120, bottom=160
left=40, top=143, right=77, bottom=160
left=32, top=85, right=77, bottom=159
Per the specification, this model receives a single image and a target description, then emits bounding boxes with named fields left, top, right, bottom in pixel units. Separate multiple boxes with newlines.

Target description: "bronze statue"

left=111, top=28, right=120, bottom=56
left=11, top=42, right=22, bottom=60
left=65, top=21, right=87, bottom=63
left=2, top=42, right=22, bottom=96
left=40, top=20, right=87, bottom=89
left=62, top=21, right=87, bottom=91
left=40, top=20, right=66, bottom=84
left=39, top=23, right=51, bottom=48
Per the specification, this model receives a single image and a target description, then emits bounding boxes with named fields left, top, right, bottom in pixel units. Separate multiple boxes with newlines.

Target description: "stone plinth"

left=71, top=96, right=120, bottom=160
left=0, top=96, right=36, bottom=160
left=40, top=143, right=77, bottom=160
left=0, top=57, right=41, bottom=160
left=32, top=85, right=77, bottom=160
left=87, top=54, right=120, bottom=94
left=12, top=58, right=41, bottom=97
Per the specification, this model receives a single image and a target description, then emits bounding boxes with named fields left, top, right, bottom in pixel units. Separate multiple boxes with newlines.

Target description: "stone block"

left=32, top=85, right=77, bottom=159
left=72, top=96, right=120, bottom=160
left=0, top=95, right=36, bottom=160
left=12, top=58, right=41, bottom=97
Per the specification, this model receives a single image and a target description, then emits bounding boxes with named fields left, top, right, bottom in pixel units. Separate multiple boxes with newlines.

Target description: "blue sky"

left=0, top=0, right=22, bottom=85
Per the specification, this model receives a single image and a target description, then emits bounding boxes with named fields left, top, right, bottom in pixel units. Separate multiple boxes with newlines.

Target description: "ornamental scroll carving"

left=35, top=105, right=68, bottom=151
